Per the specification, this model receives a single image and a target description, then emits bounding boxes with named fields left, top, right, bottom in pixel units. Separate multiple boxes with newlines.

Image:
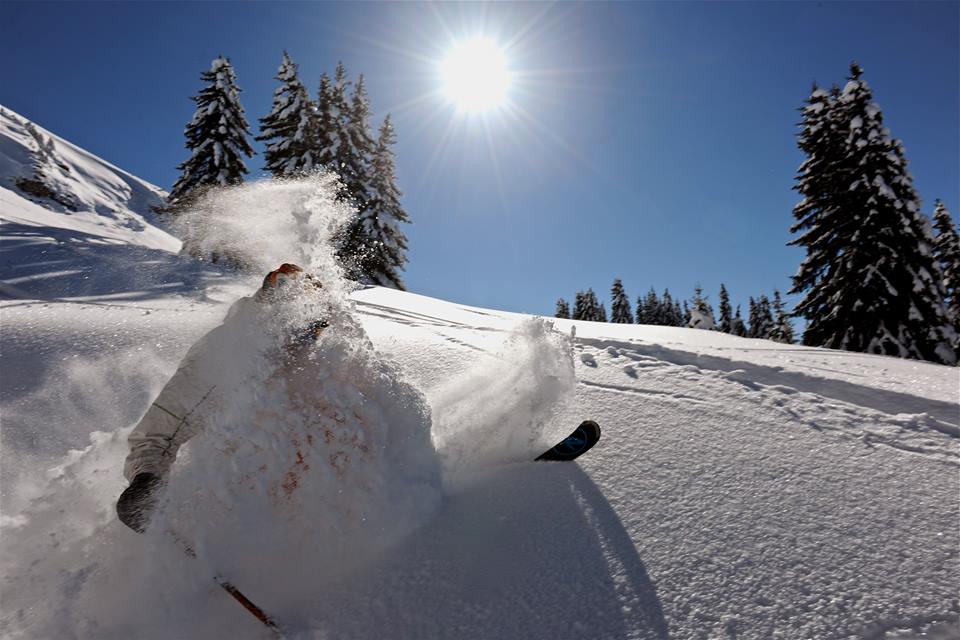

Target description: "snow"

left=1, top=136, right=958, bottom=639
left=0, top=106, right=178, bottom=253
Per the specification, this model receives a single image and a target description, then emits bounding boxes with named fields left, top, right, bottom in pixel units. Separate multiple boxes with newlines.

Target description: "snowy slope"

left=0, top=105, right=179, bottom=253
left=2, top=178, right=958, bottom=640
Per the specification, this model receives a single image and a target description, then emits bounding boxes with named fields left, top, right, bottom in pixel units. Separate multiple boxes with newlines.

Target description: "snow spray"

left=429, top=316, right=577, bottom=483
left=1, top=175, right=443, bottom=637
left=157, top=175, right=444, bottom=615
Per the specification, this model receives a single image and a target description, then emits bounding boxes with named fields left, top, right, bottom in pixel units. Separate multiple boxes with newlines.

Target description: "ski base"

left=536, top=420, right=601, bottom=462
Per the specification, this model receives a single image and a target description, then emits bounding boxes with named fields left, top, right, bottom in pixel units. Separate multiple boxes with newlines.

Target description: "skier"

left=116, top=263, right=324, bottom=533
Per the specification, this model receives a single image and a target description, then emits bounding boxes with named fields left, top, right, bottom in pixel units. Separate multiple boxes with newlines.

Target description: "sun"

left=440, top=38, right=512, bottom=113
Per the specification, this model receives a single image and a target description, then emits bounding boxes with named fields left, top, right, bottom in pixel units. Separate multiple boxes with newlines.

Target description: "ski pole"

left=166, top=530, right=284, bottom=637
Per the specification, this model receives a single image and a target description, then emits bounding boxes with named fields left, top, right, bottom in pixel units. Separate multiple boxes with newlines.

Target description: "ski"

left=536, top=420, right=601, bottom=462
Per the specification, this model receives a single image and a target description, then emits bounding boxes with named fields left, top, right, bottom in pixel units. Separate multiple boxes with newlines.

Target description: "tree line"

left=555, top=281, right=796, bottom=344
left=166, top=54, right=409, bottom=289
left=555, top=63, right=960, bottom=365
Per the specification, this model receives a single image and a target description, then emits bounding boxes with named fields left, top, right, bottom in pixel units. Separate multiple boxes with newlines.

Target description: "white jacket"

left=124, top=296, right=264, bottom=481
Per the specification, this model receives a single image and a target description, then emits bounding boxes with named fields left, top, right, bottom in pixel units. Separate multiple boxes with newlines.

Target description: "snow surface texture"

left=1, top=131, right=958, bottom=639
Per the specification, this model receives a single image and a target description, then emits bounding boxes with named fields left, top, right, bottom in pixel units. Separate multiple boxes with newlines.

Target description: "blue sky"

left=2, top=1, right=958, bottom=319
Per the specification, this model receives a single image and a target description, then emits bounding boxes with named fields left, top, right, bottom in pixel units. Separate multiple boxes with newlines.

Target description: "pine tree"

left=789, top=63, right=956, bottom=364
left=555, top=298, right=571, bottom=319
left=597, top=302, right=608, bottom=323
left=257, top=52, right=320, bottom=177
left=331, top=65, right=369, bottom=204
left=718, top=284, right=733, bottom=333
left=770, top=290, right=796, bottom=343
left=335, top=73, right=379, bottom=279
left=932, top=200, right=960, bottom=327
left=635, top=296, right=646, bottom=324
left=664, top=290, right=684, bottom=327
left=314, top=72, right=338, bottom=170
left=610, top=279, right=634, bottom=323
left=350, top=115, right=410, bottom=288
left=644, top=288, right=661, bottom=325
left=572, top=291, right=587, bottom=321
left=579, top=289, right=601, bottom=321
left=169, top=56, right=254, bottom=206
left=755, top=295, right=775, bottom=339
left=732, top=304, right=747, bottom=337
left=660, top=289, right=673, bottom=326
left=688, top=285, right=716, bottom=330
left=682, top=301, right=691, bottom=327
left=747, top=297, right=760, bottom=338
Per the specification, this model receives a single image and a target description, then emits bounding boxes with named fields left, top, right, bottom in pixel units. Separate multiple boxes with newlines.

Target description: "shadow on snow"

left=271, top=462, right=670, bottom=639
left=0, top=221, right=223, bottom=304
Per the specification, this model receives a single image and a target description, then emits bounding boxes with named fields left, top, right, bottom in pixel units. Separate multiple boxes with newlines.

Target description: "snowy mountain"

left=0, top=106, right=177, bottom=251
left=1, top=138, right=958, bottom=639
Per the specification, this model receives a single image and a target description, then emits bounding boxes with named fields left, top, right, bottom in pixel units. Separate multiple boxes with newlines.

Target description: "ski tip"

left=535, top=420, right=601, bottom=462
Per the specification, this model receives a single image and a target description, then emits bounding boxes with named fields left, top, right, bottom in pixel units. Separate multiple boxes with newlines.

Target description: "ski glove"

left=116, top=472, right=164, bottom=533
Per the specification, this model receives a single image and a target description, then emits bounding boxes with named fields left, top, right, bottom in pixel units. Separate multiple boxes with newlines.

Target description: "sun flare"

left=440, top=38, right=511, bottom=113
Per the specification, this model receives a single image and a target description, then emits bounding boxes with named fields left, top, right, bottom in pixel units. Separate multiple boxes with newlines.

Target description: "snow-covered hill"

left=0, top=106, right=177, bottom=250
left=1, top=164, right=957, bottom=639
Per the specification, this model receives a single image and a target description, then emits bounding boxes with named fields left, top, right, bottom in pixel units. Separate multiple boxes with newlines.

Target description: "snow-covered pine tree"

left=660, top=289, right=673, bottom=326
left=314, top=72, right=339, bottom=170
left=682, top=301, right=691, bottom=326
left=572, top=291, right=587, bottom=321
left=732, top=305, right=747, bottom=337
left=610, top=279, right=634, bottom=323
left=688, top=285, right=716, bottom=330
left=747, top=297, right=760, bottom=338
left=644, top=288, right=661, bottom=325
left=169, top=56, right=254, bottom=206
left=257, top=52, right=320, bottom=177
left=349, top=115, right=410, bottom=288
left=718, top=284, right=733, bottom=333
left=756, top=295, right=775, bottom=339
left=664, top=290, right=684, bottom=327
left=932, top=200, right=960, bottom=327
left=330, top=65, right=367, bottom=203
left=635, top=296, right=646, bottom=324
left=769, top=290, right=796, bottom=343
left=581, top=289, right=601, bottom=321
left=555, top=298, right=571, bottom=319
left=597, top=302, right=608, bottom=323
left=335, top=73, right=379, bottom=279
left=789, top=63, right=957, bottom=364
